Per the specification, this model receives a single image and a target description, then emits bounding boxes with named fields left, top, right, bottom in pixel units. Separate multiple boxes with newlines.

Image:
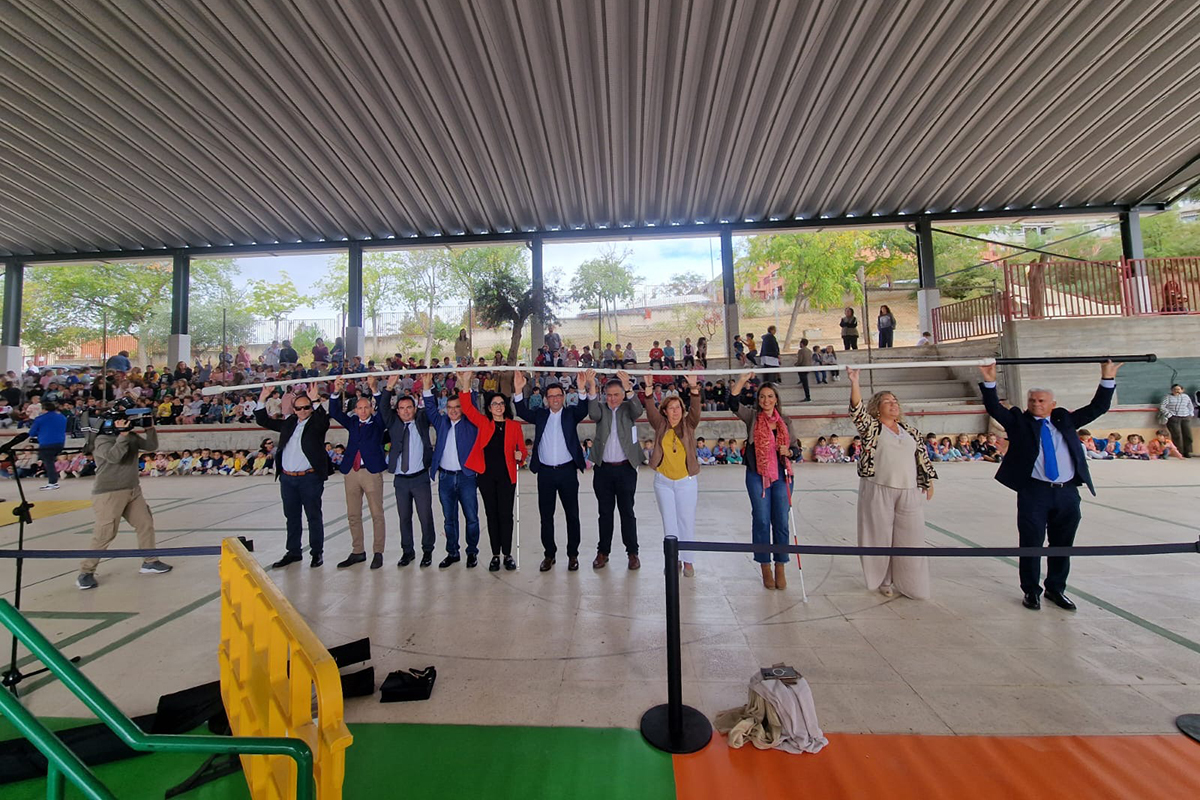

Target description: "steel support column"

left=1, top=261, right=23, bottom=374
left=1120, top=210, right=1151, bottom=313
left=530, top=235, right=544, bottom=364
left=346, top=243, right=365, bottom=360
left=167, top=251, right=191, bottom=367
left=915, top=218, right=939, bottom=338
left=720, top=226, right=737, bottom=367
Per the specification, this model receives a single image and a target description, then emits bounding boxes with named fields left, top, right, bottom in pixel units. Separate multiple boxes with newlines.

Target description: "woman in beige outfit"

left=847, top=369, right=937, bottom=599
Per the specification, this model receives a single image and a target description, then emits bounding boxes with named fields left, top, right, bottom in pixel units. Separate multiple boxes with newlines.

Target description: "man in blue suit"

left=514, top=368, right=593, bottom=572
left=979, top=361, right=1119, bottom=611
left=330, top=376, right=389, bottom=570
left=424, top=386, right=481, bottom=568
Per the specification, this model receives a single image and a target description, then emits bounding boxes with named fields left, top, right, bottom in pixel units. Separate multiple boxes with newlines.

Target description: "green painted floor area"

left=0, top=720, right=676, bottom=799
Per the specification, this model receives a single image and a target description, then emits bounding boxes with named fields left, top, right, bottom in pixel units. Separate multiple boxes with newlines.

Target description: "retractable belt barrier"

left=640, top=533, right=1200, bottom=756
left=0, top=545, right=222, bottom=559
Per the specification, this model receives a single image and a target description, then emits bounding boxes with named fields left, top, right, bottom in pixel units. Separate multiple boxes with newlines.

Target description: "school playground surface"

left=2, top=461, right=1198, bottom=798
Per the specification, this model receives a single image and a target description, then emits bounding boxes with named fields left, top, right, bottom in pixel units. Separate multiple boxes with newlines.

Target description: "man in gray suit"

left=381, top=374, right=437, bottom=568
left=588, top=370, right=643, bottom=570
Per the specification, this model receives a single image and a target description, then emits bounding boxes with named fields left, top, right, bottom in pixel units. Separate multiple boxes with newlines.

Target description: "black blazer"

left=254, top=403, right=331, bottom=479
left=980, top=382, right=1114, bottom=496
left=379, top=389, right=434, bottom=477
left=514, top=395, right=589, bottom=473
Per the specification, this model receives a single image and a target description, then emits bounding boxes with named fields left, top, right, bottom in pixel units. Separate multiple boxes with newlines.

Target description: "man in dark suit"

left=329, top=376, right=389, bottom=570
left=514, top=368, right=591, bottom=572
left=979, top=361, right=1119, bottom=611
left=587, top=370, right=644, bottom=570
left=254, top=382, right=330, bottom=568
left=381, top=374, right=437, bottom=567
left=423, top=386, right=480, bottom=568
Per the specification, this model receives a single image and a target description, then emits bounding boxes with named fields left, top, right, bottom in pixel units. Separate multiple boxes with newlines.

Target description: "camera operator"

left=75, top=407, right=172, bottom=590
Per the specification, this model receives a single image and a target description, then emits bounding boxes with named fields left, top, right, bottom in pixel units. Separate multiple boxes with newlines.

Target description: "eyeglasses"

left=294, top=404, right=313, bottom=411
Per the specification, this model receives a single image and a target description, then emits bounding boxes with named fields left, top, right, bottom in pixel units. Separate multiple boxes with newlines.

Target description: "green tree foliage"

left=569, top=246, right=639, bottom=340
left=471, top=248, right=561, bottom=364
left=246, top=273, right=306, bottom=339
left=289, top=322, right=324, bottom=358
left=315, top=252, right=405, bottom=356
left=665, top=270, right=710, bottom=296
left=143, top=259, right=253, bottom=359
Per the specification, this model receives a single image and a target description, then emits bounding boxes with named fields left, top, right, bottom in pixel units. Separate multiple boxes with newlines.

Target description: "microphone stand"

left=2, top=441, right=82, bottom=696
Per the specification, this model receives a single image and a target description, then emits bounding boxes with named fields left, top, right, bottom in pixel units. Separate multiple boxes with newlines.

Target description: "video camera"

left=90, top=396, right=155, bottom=435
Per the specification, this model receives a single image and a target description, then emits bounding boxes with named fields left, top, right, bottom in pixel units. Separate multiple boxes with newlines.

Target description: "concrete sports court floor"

left=2, top=462, right=1199, bottom=798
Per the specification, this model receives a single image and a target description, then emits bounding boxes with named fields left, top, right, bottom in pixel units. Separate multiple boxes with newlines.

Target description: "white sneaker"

left=40, top=483, right=60, bottom=491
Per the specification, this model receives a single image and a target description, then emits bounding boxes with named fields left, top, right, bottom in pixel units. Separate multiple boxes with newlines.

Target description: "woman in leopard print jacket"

left=848, top=368, right=937, bottom=600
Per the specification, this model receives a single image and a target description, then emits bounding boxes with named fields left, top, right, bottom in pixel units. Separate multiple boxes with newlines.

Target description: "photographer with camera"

left=75, top=402, right=172, bottom=590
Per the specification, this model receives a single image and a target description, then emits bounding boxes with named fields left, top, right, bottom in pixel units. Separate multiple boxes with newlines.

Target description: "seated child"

left=956, top=434, right=981, bottom=461
left=251, top=450, right=270, bottom=475
left=845, top=436, right=862, bottom=462
left=197, top=448, right=214, bottom=474
left=727, top=439, right=744, bottom=465
left=54, top=452, right=71, bottom=478
left=696, top=437, right=716, bottom=466
left=823, top=347, right=840, bottom=382
left=935, top=436, right=954, bottom=462
left=217, top=450, right=236, bottom=475
left=151, top=452, right=169, bottom=477
left=924, top=433, right=939, bottom=462
left=640, top=438, right=654, bottom=465
left=713, top=438, right=729, bottom=464
left=1123, top=433, right=1149, bottom=460
left=1148, top=429, right=1184, bottom=459
left=1104, top=432, right=1122, bottom=459
left=178, top=450, right=194, bottom=475
left=827, top=434, right=846, bottom=462
left=975, top=433, right=1002, bottom=463
left=209, top=451, right=225, bottom=473
left=166, top=451, right=183, bottom=474
left=1078, top=429, right=1111, bottom=460
left=331, top=444, right=345, bottom=468
left=138, top=454, right=150, bottom=476
left=813, top=436, right=836, bottom=463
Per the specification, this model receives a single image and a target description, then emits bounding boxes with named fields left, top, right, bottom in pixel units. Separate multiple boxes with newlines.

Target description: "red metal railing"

left=934, top=257, right=1200, bottom=340
left=930, top=292, right=1003, bottom=343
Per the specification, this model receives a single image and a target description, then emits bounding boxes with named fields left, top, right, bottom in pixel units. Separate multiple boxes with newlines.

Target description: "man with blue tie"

left=424, top=386, right=481, bottom=568
left=979, top=361, right=1120, bottom=611
left=513, top=368, right=593, bottom=572
left=330, top=376, right=388, bottom=569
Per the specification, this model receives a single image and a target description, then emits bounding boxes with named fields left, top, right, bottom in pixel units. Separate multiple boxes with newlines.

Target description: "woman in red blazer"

left=459, top=375, right=527, bottom=571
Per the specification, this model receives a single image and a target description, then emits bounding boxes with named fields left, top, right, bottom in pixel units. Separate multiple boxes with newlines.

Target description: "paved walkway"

left=3, top=461, right=1197, bottom=735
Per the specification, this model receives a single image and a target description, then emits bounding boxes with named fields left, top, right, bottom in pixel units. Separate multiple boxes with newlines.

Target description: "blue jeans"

left=438, top=469, right=480, bottom=556
left=745, top=469, right=792, bottom=564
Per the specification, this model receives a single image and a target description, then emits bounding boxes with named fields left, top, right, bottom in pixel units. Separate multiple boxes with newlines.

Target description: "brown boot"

left=760, top=563, right=775, bottom=590
left=774, top=563, right=787, bottom=590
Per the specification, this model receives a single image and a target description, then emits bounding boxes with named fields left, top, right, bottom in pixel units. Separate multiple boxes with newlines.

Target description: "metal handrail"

left=0, top=599, right=315, bottom=800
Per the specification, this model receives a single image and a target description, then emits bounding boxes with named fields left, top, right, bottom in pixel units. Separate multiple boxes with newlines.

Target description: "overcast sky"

left=226, top=235, right=731, bottom=319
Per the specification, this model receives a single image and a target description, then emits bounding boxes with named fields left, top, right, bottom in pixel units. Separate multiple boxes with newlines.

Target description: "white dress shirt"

left=538, top=407, right=572, bottom=466
left=602, top=401, right=630, bottom=464
left=280, top=416, right=313, bottom=472
left=440, top=420, right=462, bottom=471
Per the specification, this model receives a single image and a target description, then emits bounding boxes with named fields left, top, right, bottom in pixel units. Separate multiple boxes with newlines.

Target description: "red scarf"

left=753, top=408, right=791, bottom=494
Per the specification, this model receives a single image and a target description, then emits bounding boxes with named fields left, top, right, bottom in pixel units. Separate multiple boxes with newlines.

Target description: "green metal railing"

left=0, top=599, right=315, bottom=800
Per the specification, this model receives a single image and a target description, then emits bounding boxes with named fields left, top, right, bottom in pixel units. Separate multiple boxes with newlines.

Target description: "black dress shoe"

left=438, top=554, right=460, bottom=569
left=1022, top=592, right=1041, bottom=610
left=567, top=557, right=579, bottom=571
left=310, top=554, right=323, bottom=568
left=272, top=553, right=302, bottom=569
left=398, top=552, right=415, bottom=567
left=370, top=553, right=383, bottom=570
left=539, top=557, right=555, bottom=572
left=489, top=556, right=501, bottom=572
left=1044, top=590, right=1077, bottom=611
left=337, top=552, right=367, bottom=569
left=504, top=555, right=517, bottom=571
left=419, top=552, right=433, bottom=568
left=466, top=554, right=478, bottom=569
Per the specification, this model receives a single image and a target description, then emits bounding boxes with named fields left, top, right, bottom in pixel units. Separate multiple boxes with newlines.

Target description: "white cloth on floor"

left=715, top=673, right=828, bottom=754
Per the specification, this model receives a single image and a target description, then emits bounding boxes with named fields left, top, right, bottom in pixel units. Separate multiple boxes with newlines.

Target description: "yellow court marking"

left=0, top=499, right=92, bottom=526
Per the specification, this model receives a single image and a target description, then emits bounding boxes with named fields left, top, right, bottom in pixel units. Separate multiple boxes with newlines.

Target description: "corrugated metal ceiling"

left=1, top=0, right=1199, bottom=257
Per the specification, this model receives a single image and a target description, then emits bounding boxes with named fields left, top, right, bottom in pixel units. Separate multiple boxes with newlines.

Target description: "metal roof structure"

left=2, top=0, right=1200, bottom=259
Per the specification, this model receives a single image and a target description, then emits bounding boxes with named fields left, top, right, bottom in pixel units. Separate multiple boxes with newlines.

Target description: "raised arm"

left=253, top=386, right=284, bottom=432
left=846, top=369, right=873, bottom=435
left=684, top=375, right=701, bottom=427
left=379, top=378, right=399, bottom=428
left=458, top=389, right=487, bottom=427
left=977, top=363, right=1019, bottom=430
left=1070, top=361, right=1120, bottom=427
left=328, top=378, right=352, bottom=426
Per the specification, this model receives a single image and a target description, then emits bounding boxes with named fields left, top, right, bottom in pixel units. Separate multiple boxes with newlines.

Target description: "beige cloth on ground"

left=715, top=673, right=828, bottom=754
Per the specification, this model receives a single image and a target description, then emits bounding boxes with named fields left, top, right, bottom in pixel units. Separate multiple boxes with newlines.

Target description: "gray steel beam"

left=170, top=250, right=189, bottom=335
left=530, top=234, right=544, bottom=364
left=2, top=260, right=22, bottom=349
left=347, top=243, right=363, bottom=329
left=915, top=219, right=936, bottom=289
left=720, top=226, right=737, bottom=367
left=1119, top=211, right=1144, bottom=260
left=3, top=204, right=1160, bottom=265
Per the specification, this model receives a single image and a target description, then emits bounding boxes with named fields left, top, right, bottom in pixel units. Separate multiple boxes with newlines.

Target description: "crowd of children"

left=1077, top=429, right=1183, bottom=460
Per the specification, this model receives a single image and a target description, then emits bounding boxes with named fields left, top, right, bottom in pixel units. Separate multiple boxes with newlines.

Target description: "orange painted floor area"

left=673, top=732, right=1200, bottom=800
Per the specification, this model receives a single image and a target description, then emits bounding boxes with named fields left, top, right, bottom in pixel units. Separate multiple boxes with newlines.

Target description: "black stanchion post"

left=640, top=536, right=712, bottom=754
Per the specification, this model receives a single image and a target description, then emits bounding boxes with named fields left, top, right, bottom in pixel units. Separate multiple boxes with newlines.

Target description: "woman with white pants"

left=847, top=368, right=938, bottom=599
left=644, top=376, right=702, bottom=576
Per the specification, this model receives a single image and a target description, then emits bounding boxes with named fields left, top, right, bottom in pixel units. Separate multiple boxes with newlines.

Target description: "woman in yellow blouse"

left=643, top=376, right=702, bottom=576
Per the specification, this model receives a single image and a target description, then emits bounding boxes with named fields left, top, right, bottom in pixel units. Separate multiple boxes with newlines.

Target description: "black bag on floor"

left=379, top=666, right=436, bottom=702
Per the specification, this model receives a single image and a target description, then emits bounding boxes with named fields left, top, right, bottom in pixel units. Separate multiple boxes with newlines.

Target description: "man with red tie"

left=330, top=376, right=389, bottom=569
